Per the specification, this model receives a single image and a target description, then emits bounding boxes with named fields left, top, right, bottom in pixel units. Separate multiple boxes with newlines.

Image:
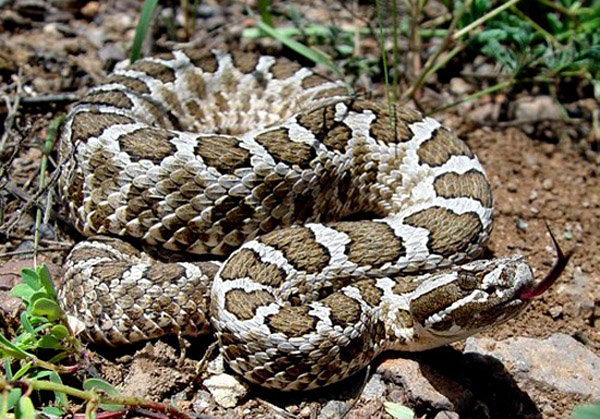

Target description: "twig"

left=0, top=246, right=72, bottom=259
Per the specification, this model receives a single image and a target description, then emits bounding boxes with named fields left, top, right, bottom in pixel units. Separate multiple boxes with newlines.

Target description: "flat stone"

left=465, top=334, right=600, bottom=399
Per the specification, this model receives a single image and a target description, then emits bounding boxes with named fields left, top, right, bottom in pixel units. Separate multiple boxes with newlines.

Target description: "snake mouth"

left=519, top=222, right=573, bottom=301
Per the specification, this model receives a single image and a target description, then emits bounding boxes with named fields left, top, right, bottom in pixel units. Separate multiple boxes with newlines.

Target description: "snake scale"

left=57, top=49, right=565, bottom=391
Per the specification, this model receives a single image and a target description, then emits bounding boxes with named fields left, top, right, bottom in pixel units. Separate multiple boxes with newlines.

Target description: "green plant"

left=573, top=403, right=600, bottom=419
left=384, top=402, right=415, bottom=419
left=0, top=266, right=193, bottom=418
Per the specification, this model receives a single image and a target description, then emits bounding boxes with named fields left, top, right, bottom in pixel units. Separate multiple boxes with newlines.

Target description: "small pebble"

left=549, top=306, right=563, bottom=319
left=542, top=178, right=554, bottom=190
left=516, top=219, right=528, bottom=231
left=81, top=1, right=100, bottom=18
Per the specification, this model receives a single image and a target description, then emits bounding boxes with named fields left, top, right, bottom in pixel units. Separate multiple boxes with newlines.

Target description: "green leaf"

left=4, top=357, right=12, bottom=379
left=49, top=371, right=69, bottom=410
left=20, top=312, right=34, bottom=335
left=42, top=406, right=65, bottom=416
left=50, top=324, right=69, bottom=340
left=15, top=396, right=35, bottom=419
left=84, top=379, right=124, bottom=412
left=20, top=269, right=41, bottom=290
left=36, top=334, right=61, bottom=349
left=254, top=18, right=346, bottom=82
left=0, top=334, right=31, bottom=359
left=29, top=290, right=51, bottom=307
left=384, top=402, right=414, bottom=419
left=83, top=378, right=119, bottom=396
left=10, top=284, right=35, bottom=303
left=572, top=403, right=600, bottom=419
left=31, top=298, right=61, bottom=321
left=37, top=265, right=57, bottom=298
left=7, top=388, right=22, bottom=409
left=130, top=0, right=159, bottom=62
left=12, top=361, right=33, bottom=380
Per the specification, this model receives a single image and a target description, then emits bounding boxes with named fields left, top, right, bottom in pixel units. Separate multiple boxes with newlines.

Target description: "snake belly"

left=58, top=49, right=535, bottom=391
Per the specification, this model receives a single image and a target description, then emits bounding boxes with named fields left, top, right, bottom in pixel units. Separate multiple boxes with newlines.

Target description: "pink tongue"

left=520, top=222, right=573, bottom=300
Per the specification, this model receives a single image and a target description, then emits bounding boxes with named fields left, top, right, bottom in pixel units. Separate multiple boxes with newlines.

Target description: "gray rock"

left=449, top=77, right=472, bottom=96
left=512, top=95, right=563, bottom=123
left=464, top=333, right=600, bottom=398
left=434, top=411, right=460, bottom=419
left=318, top=400, right=346, bottom=419
left=377, top=358, right=472, bottom=411
left=361, top=373, right=387, bottom=399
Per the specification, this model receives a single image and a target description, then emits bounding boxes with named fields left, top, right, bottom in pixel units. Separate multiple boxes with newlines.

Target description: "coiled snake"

left=57, top=49, right=568, bottom=391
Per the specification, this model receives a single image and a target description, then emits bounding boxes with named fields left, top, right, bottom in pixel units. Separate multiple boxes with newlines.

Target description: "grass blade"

left=254, top=19, right=345, bottom=82
left=130, top=0, right=159, bottom=63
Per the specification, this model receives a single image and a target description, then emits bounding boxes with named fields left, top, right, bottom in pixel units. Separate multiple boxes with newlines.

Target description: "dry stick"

left=402, top=0, right=474, bottom=100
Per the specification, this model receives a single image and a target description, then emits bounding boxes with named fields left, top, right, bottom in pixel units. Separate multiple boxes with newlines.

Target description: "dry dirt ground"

left=0, top=1, right=599, bottom=418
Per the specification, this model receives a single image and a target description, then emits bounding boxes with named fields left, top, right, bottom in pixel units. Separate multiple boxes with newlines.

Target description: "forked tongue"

left=520, top=222, right=573, bottom=300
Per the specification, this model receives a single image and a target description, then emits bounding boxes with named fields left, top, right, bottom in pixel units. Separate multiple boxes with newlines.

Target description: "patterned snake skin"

left=58, top=49, right=560, bottom=391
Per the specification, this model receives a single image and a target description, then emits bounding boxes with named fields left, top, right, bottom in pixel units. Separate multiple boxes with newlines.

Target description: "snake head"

left=408, top=224, right=571, bottom=348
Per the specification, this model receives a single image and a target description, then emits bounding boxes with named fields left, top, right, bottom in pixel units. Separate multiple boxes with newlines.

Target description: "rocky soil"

left=1, top=1, right=599, bottom=418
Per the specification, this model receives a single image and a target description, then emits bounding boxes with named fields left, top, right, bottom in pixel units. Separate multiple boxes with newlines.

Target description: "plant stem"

left=428, top=79, right=515, bottom=115
left=453, top=0, right=521, bottom=40
left=34, top=116, right=64, bottom=267
left=374, top=0, right=393, bottom=127
left=403, top=0, right=474, bottom=100
left=1, top=378, right=194, bottom=419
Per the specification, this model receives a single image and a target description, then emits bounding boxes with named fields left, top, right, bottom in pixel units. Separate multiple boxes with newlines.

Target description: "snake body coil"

left=59, top=50, right=542, bottom=390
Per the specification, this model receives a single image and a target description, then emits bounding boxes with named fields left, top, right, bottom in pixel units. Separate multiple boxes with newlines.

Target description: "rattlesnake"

left=57, top=49, right=565, bottom=391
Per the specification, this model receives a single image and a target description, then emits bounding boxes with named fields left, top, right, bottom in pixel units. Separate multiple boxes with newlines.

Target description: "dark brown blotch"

left=70, top=111, right=134, bottom=145
left=117, top=128, right=176, bottom=163
left=254, top=128, right=315, bottom=167
left=81, top=91, right=134, bottom=109
left=231, top=51, right=260, bottom=74
left=259, top=227, right=330, bottom=274
left=271, top=58, right=301, bottom=79
left=404, top=207, right=483, bottom=257
left=322, top=293, right=362, bottom=328
left=417, top=127, right=474, bottom=167
left=350, top=101, right=423, bottom=144
left=224, top=289, right=275, bottom=321
left=183, top=49, right=218, bottom=73
left=129, top=60, right=176, bottom=84
left=433, top=169, right=493, bottom=208
left=297, top=105, right=352, bottom=151
left=353, top=279, right=383, bottom=307
left=220, top=249, right=284, bottom=288
left=105, top=75, right=151, bottom=94
left=195, top=135, right=249, bottom=173
left=266, top=306, right=317, bottom=337
left=330, top=221, right=405, bottom=267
